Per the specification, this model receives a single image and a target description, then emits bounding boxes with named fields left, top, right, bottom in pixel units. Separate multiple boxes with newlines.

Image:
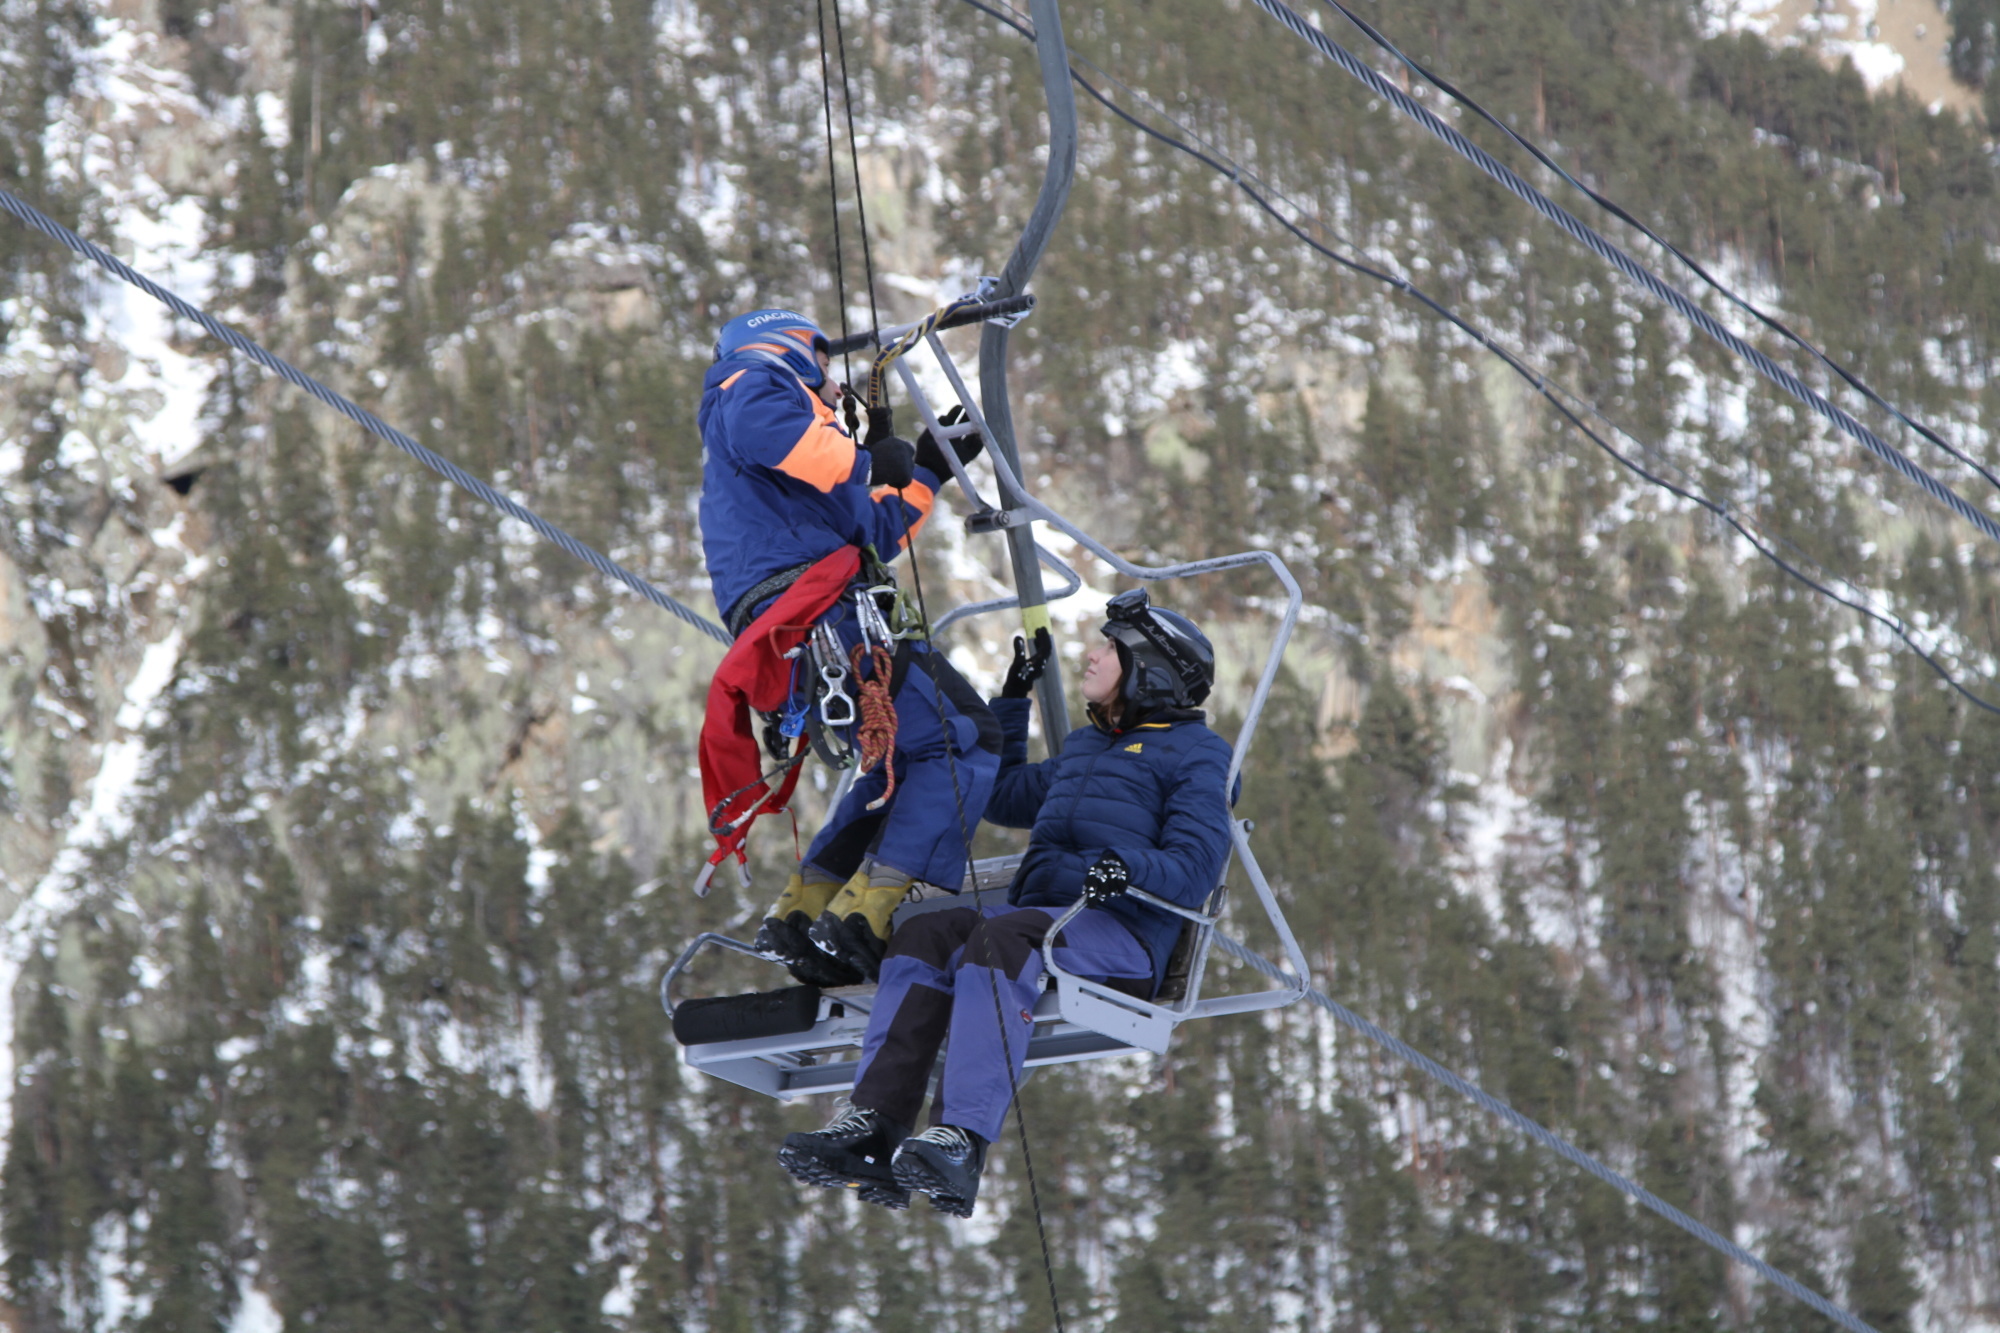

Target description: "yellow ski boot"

left=807, top=867, right=916, bottom=983
left=754, top=870, right=863, bottom=987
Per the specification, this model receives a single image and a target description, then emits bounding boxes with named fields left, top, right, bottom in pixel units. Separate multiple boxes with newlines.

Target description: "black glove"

left=915, top=405, right=986, bottom=478
left=864, top=435, right=916, bottom=489
left=1000, top=627, right=1054, bottom=699
left=1081, top=850, right=1132, bottom=907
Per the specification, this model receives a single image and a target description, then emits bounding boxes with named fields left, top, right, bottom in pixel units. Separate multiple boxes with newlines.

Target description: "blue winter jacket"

left=984, top=697, right=1235, bottom=989
left=696, top=358, right=942, bottom=620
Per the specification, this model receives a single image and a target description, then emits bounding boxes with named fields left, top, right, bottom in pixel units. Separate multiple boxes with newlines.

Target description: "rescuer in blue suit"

left=698, top=308, right=1000, bottom=986
left=778, top=590, right=1231, bottom=1216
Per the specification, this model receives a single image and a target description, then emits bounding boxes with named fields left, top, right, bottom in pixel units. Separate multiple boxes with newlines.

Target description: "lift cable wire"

left=1214, top=936, right=1880, bottom=1333
left=1308, top=0, right=2000, bottom=498
left=0, top=188, right=735, bottom=648
left=956, top=0, right=2000, bottom=718
left=1246, top=0, right=2000, bottom=550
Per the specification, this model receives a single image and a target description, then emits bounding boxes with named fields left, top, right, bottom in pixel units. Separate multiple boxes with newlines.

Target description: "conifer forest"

left=6, top=0, right=2000, bottom=1325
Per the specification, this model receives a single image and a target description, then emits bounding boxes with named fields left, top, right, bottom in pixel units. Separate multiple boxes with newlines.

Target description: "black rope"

left=897, top=501, right=1067, bottom=1331
left=1245, top=0, right=2000, bottom=550
left=0, top=187, right=734, bottom=648
left=829, top=0, right=882, bottom=342
left=1309, top=0, right=2000, bottom=498
left=816, top=0, right=854, bottom=384
left=1214, top=936, right=1880, bottom=1333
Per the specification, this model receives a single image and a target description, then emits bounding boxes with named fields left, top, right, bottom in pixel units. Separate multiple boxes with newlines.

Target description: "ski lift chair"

left=662, top=303, right=1313, bottom=1099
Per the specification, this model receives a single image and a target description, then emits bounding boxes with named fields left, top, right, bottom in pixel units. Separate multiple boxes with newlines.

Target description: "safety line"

left=1246, top=0, right=2000, bottom=550
left=816, top=0, right=856, bottom=382
left=956, top=0, right=2000, bottom=716
left=1215, top=936, right=1879, bottom=1333
left=0, top=187, right=733, bottom=648
left=1309, top=0, right=2000, bottom=498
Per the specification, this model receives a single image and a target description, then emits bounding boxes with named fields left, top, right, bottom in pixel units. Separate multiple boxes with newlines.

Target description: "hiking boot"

left=778, top=1106, right=911, bottom=1210
left=891, top=1124, right=988, bottom=1218
left=807, top=870, right=913, bottom=983
left=754, top=873, right=863, bottom=988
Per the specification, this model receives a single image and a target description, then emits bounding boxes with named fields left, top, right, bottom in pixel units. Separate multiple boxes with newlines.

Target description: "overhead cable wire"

left=1214, top=936, right=1880, bottom=1333
left=0, top=188, right=734, bottom=648
left=1308, top=0, right=2000, bottom=497
left=1244, top=0, right=2000, bottom=550
left=816, top=0, right=856, bottom=380
left=955, top=0, right=2000, bottom=717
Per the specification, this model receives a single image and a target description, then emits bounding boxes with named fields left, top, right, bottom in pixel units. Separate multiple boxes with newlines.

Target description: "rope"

left=816, top=0, right=854, bottom=384
left=1244, top=0, right=2000, bottom=550
left=0, top=187, right=733, bottom=648
left=829, top=0, right=882, bottom=342
left=1213, top=936, right=1880, bottom=1333
left=900, top=491, right=1068, bottom=1331
left=849, top=642, right=900, bottom=810
left=953, top=0, right=2000, bottom=716
left=1308, top=0, right=2000, bottom=498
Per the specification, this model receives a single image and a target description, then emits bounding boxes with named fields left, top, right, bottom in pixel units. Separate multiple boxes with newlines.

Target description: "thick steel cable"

left=1309, top=0, right=2000, bottom=497
left=0, top=187, right=733, bottom=647
left=1246, top=0, right=2000, bottom=549
left=1215, top=936, right=1878, bottom=1333
left=955, top=0, right=2000, bottom=717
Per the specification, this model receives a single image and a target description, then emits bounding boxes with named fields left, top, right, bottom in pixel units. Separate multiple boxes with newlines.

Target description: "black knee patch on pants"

left=962, top=910, right=1057, bottom=981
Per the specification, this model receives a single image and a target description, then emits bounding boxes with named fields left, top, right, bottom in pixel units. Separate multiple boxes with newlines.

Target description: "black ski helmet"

left=1102, top=588, right=1215, bottom=711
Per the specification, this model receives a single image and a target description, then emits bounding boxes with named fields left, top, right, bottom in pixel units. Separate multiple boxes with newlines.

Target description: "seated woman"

left=777, top=589, right=1232, bottom=1216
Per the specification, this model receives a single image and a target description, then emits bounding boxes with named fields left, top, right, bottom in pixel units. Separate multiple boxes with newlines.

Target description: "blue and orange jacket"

left=697, top=358, right=941, bottom=619
left=984, top=697, right=1235, bottom=989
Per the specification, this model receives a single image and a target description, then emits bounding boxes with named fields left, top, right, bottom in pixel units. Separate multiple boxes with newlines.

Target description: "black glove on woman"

left=1000, top=628, right=1054, bottom=699
left=1081, top=849, right=1132, bottom=906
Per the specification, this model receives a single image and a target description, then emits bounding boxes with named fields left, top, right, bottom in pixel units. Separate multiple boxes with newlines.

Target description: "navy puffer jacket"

left=984, top=697, right=1234, bottom=989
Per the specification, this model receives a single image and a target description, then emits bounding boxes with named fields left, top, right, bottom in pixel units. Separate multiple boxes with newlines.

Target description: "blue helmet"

left=714, top=308, right=831, bottom=388
left=1103, top=587, right=1215, bottom=711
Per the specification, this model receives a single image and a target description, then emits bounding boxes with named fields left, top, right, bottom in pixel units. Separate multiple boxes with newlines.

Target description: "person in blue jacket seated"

left=698, top=308, right=1000, bottom=987
left=777, top=588, right=1231, bottom=1216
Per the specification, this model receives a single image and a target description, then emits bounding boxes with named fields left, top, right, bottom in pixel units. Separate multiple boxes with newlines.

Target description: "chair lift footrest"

left=672, top=986, right=823, bottom=1046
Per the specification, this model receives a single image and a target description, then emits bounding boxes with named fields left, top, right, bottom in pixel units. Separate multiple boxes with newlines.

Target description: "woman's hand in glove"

left=1000, top=627, right=1054, bottom=699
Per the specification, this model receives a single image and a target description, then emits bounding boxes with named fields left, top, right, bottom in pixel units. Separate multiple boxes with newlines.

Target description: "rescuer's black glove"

left=915, top=405, right=986, bottom=478
left=864, top=435, right=917, bottom=489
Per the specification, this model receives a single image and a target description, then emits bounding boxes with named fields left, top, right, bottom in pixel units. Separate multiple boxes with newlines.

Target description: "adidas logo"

left=1123, top=742, right=1143, bottom=753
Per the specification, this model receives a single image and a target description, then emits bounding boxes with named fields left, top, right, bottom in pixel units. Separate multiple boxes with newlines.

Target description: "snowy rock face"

left=4, top=0, right=2000, bottom=1328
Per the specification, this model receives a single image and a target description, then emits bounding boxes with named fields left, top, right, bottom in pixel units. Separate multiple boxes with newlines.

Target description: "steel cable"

left=0, top=188, right=732, bottom=647
left=1246, top=0, right=2000, bottom=549
left=1307, top=0, right=2000, bottom=497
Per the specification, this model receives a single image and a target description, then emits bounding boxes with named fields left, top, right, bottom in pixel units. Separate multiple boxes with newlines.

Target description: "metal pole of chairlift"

left=978, top=0, right=1078, bottom=753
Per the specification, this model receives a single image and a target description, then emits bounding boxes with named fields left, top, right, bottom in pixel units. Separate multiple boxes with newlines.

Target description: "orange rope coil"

left=850, top=643, right=899, bottom=809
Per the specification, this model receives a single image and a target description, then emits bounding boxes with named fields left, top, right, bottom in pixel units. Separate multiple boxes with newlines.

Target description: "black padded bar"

left=826, top=294, right=1037, bottom=355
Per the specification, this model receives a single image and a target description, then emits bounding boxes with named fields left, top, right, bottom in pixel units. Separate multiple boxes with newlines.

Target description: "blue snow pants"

left=799, top=609, right=1001, bottom=890
left=849, top=905, right=1154, bottom=1143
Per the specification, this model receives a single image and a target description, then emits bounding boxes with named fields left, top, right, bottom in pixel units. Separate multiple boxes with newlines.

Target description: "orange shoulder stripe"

left=870, top=479, right=936, bottom=548
left=719, top=369, right=747, bottom=390
left=773, top=390, right=858, bottom=493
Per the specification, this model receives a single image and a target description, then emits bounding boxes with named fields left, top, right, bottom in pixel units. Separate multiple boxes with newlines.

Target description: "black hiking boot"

left=754, top=873, right=864, bottom=988
left=806, top=872, right=911, bottom=984
left=778, top=1106, right=911, bottom=1210
left=891, top=1124, right=988, bottom=1218
left=754, top=912, right=863, bottom=988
